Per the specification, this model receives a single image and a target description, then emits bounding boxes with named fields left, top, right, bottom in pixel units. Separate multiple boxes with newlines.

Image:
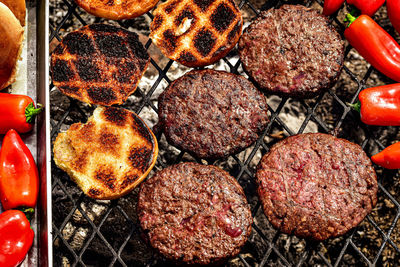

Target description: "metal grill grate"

left=50, top=0, right=400, bottom=266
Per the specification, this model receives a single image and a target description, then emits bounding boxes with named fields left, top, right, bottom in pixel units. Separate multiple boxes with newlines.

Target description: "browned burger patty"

left=256, top=133, right=378, bottom=241
left=51, top=24, right=149, bottom=106
left=238, top=5, right=344, bottom=98
left=158, top=69, right=269, bottom=159
left=150, top=0, right=243, bottom=67
left=138, top=162, right=252, bottom=265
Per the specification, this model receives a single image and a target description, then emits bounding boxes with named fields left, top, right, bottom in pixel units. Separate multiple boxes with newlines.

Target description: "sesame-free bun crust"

left=75, top=0, right=160, bottom=20
left=150, top=0, right=243, bottom=67
left=50, top=24, right=150, bottom=106
left=0, top=0, right=26, bottom=26
left=0, top=2, right=24, bottom=90
left=53, top=106, right=158, bottom=200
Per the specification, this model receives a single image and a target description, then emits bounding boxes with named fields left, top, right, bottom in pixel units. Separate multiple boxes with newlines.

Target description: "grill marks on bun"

left=150, top=0, right=242, bottom=67
left=53, top=106, right=158, bottom=200
left=51, top=24, right=149, bottom=106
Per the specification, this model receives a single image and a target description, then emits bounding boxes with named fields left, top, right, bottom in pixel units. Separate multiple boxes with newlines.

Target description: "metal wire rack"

left=50, top=0, right=400, bottom=266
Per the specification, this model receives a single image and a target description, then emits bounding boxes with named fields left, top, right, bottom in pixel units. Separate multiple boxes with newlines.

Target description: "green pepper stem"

left=348, top=101, right=361, bottom=112
left=25, top=103, right=43, bottom=123
left=19, top=207, right=35, bottom=222
left=345, top=13, right=357, bottom=28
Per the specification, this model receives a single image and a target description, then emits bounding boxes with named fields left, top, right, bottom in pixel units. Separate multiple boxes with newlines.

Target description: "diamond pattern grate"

left=50, top=0, right=400, bottom=266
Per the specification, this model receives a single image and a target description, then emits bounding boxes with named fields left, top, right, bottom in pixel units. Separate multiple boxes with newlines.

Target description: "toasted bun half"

left=0, top=0, right=26, bottom=26
left=50, top=24, right=150, bottom=106
left=0, top=2, right=24, bottom=90
left=53, top=106, right=158, bottom=200
left=150, top=0, right=243, bottom=67
left=75, top=0, right=159, bottom=20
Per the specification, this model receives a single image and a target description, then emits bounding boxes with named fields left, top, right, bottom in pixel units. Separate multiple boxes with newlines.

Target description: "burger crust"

left=150, top=0, right=243, bottom=67
left=75, top=0, right=160, bottom=20
left=0, top=0, right=26, bottom=26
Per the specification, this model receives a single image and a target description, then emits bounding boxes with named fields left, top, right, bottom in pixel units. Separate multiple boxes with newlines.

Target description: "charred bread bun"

left=50, top=24, right=150, bottom=106
left=0, top=2, right=24, bottom=90
left=150, top=0, right=243, bottom=67
left=75, top=0, right=159, bottom=20
left=0, top=0, right=26, bottom=26
left=53, top=106, right=158, bottom=200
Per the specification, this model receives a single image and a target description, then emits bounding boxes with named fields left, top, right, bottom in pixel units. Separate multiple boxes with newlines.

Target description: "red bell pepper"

left=344, top=14, right=400, bottom=82
left=372, top=141, right=400, bottom=169
left=387, top=0, right=400, bottom=34
left=0, top=93, right=42, bottom=134
left=351, top=84, right=400, bottom=126
left=347, top=0, right=385, bottom=16
left=0, top=129, right=39, bottom=210
left=323, top=0, right=345, bottom=16
left=0, top=210, right=34, bottom=267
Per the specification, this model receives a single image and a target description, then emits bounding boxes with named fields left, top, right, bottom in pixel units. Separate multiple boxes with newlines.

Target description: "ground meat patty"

left=238, top=5, right=344, bottom=98
left=256, top=133, right=377, bottom=240
left=138, top=162, right=252, bottom=265
left=158, top=69, right=269, bottom=159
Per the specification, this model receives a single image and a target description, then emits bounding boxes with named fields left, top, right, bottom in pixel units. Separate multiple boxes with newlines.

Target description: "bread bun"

left=53, top=106, right=158, bottom=200
left=50, top=24, right=150, bottom=106
left=0, top=2, right=24, bottom=90
left=75, top=0, right=159, bottom=20
left=0, top=0, right=26, bottom=26
left=150, top=0, right=243, bottom=67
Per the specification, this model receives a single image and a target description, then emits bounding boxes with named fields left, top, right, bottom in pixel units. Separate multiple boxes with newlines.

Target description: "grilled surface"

left=138, top=162, right=252, bottom=265
left=75, top=0, right=160, bottom=20
left=150, top=0, right=242, bottom=67
left=158, top=69, right=269, bottom=159
left=53, top=106, right=158, bottom=200
left=256, top=133, right=378, bottom=241
left=51, top=24, right=149, bottom=106
left=239, top=5, right=344, bottom=98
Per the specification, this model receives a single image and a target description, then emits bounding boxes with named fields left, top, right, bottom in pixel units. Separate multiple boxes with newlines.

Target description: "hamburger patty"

left=51, top=24, right=149, bottom=106
left=138, top=162, right=252, bottom=265
left=256, top=133, right=378, bottom=240
left=158, top=69, right=269, bottom=159
left=238, top=5, right=344, bottom=98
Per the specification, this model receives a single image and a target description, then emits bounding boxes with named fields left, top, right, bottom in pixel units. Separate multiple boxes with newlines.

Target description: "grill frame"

left=49, top=0, right=400, bottom=266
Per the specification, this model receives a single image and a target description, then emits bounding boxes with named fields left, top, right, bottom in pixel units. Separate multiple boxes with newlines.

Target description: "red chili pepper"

left=371, top=141, right=400, bottom=169
left=0, top=129, right=39, bottom=210
left=387, top=0, right=400, bottom=34
left=347, top=0, right=385, bottom=16
left=0, top=210, right=34, bottom=267
left=0, top=93, right=42, bottom=134
left=351, top=84, right=400, bottom=126
left=323, top=0, right=345, bottom=16
left=344, top=14, right=400, bottom=82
